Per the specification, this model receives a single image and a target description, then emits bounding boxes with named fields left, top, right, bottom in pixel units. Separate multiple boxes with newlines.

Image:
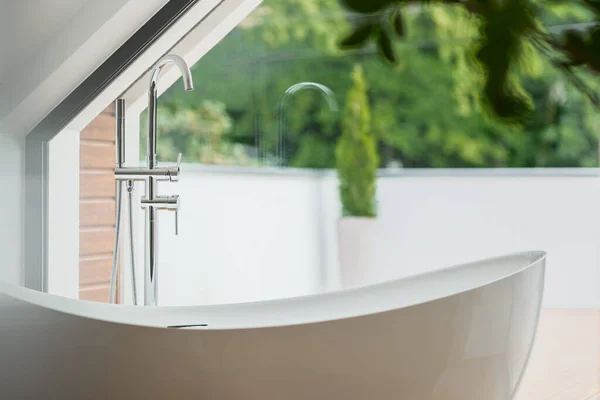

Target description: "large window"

left=147, top=1, right=599, bottom=169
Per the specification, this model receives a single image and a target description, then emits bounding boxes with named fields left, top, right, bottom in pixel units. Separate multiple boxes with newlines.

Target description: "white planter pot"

left=337, top=217, right=379, bottom=289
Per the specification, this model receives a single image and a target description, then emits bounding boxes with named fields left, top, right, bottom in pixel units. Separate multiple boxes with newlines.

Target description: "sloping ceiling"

left=0, top=0, right=89, bottom=84
left=0, top=0, right=167, bottom=136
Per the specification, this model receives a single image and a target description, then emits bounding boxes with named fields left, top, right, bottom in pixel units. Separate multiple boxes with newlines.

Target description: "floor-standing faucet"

left=115, top=54, right=194, bottom=306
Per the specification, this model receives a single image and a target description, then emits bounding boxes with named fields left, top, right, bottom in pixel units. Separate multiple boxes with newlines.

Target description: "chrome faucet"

left=275, top=82, right=338, bottom=166
left=115, top=54, right=194, bottom=306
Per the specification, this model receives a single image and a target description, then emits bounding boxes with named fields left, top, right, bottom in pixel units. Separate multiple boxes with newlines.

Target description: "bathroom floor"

left=516, top=309, right=600, bottom=400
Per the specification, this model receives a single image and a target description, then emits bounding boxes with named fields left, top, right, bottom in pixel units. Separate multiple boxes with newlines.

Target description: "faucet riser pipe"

left=145, top=206, right=159, bottom=306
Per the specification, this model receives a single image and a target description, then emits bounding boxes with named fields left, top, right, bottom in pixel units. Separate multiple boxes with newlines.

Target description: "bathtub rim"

left=0, top=250, right=546, bottom=330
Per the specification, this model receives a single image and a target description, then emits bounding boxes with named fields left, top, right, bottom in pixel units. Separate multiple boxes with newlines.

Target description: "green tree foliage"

left=338, top=0, right=600, bottom=122
left=243, top=0, right=348, bottom=53
left=140, top=100, right=253, bottom=166
left=336, top=65, right=379, bottom=217
left=154, top=0, right=599, bottom=168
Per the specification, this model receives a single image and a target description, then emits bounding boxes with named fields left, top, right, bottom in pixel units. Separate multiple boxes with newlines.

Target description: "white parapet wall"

left=134, top=166, right=600, bottom=309
left=153, top=168, right=324, bottom=306
left=322, top=171, right=600, bottom=309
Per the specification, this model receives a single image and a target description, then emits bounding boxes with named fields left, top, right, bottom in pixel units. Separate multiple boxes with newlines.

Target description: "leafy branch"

left=337, top=0, right=600, bottom=122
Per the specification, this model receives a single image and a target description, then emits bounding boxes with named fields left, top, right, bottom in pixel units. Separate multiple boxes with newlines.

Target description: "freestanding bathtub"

left=0, top=251, right=545, bottom=399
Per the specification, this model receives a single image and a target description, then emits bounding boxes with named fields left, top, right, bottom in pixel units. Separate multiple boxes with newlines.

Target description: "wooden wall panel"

left=80, top=113, right=116, bottom=142
left=79, top=105, right=118, bottom=303
left=79, top=258, right=113, bottom=286
left=80, top=142, right=115, bottom=169
left=80, top=172, right=115, bottom=198
left=80, top=200, right=115, bottom=227
left=80, top=229, right=114, bottom=257
left=79, top=285, right=111, bottom=303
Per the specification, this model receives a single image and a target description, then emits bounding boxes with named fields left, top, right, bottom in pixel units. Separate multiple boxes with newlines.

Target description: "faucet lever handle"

left=166, top=153, right=183, bottom=182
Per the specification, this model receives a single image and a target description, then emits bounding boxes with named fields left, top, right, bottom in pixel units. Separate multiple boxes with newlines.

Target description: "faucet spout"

left=150, top=54, right=194, bottom=92
left=281, top=82, right=338, bottom=112
left=147, top=54, right=194, bottom=168
left=275, top=82, right=338, bottom=166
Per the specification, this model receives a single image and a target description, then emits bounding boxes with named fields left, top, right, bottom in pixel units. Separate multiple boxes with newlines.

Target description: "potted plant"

left=335, top=64, right=381, bottom=288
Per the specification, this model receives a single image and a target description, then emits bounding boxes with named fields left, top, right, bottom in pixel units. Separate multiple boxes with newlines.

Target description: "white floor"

left=516, top=309, right=600, bottom=400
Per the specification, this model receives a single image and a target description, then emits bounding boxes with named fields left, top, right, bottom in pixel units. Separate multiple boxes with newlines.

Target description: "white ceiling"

left=0, top=0, right=168, bottom=136
left=0, top=0, right=89, bottom=83
left=0, top=0, right=260, bottom=137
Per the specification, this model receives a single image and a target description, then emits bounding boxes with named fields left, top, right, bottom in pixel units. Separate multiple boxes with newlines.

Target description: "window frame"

left=24, top=0, right=201, bottom=291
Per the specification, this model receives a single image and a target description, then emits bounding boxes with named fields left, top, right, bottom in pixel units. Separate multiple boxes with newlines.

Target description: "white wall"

left=47, top=129, right=79, bottom=298
left=0, top=128, right=81, bottom=293
left=126, top=167, right=599, bottom=308
left=0, top=134, right=23, bottom=285
left=0, top=0, right=86, bottom=84
left=322, top=174, right=600, bottom=308
left=0, top=0, right=168, bottom=136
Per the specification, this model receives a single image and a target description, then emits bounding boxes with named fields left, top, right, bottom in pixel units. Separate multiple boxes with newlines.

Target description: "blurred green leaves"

left=140, top=100, right=254, bottom=166
left=341, top=0, right=389, bottom=13
left=339, top=22, right=376, bottom=49
left=153, top=0, right=599, bottom=169
left=392, top=9, right=405, bottom=38
left=377, top=29, right=396, bottom=64
left=336, top=0, right=600, bottom=122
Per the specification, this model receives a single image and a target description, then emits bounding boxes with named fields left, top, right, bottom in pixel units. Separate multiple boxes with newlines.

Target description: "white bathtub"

left=0, top=251, right=545, bottom=399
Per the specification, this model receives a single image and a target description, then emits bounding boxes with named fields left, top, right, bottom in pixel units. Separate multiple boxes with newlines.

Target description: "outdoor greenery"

left=336, top=65, right=379, bottom=217
left=340, top=0, right=600, bottom=123
left=147, top=0, right=600, bottom=168
left=141, top=100, right=253, bottom=166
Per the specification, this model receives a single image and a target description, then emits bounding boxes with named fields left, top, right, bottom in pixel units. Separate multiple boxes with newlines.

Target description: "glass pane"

left=147, top=2, right=599, bottom=169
